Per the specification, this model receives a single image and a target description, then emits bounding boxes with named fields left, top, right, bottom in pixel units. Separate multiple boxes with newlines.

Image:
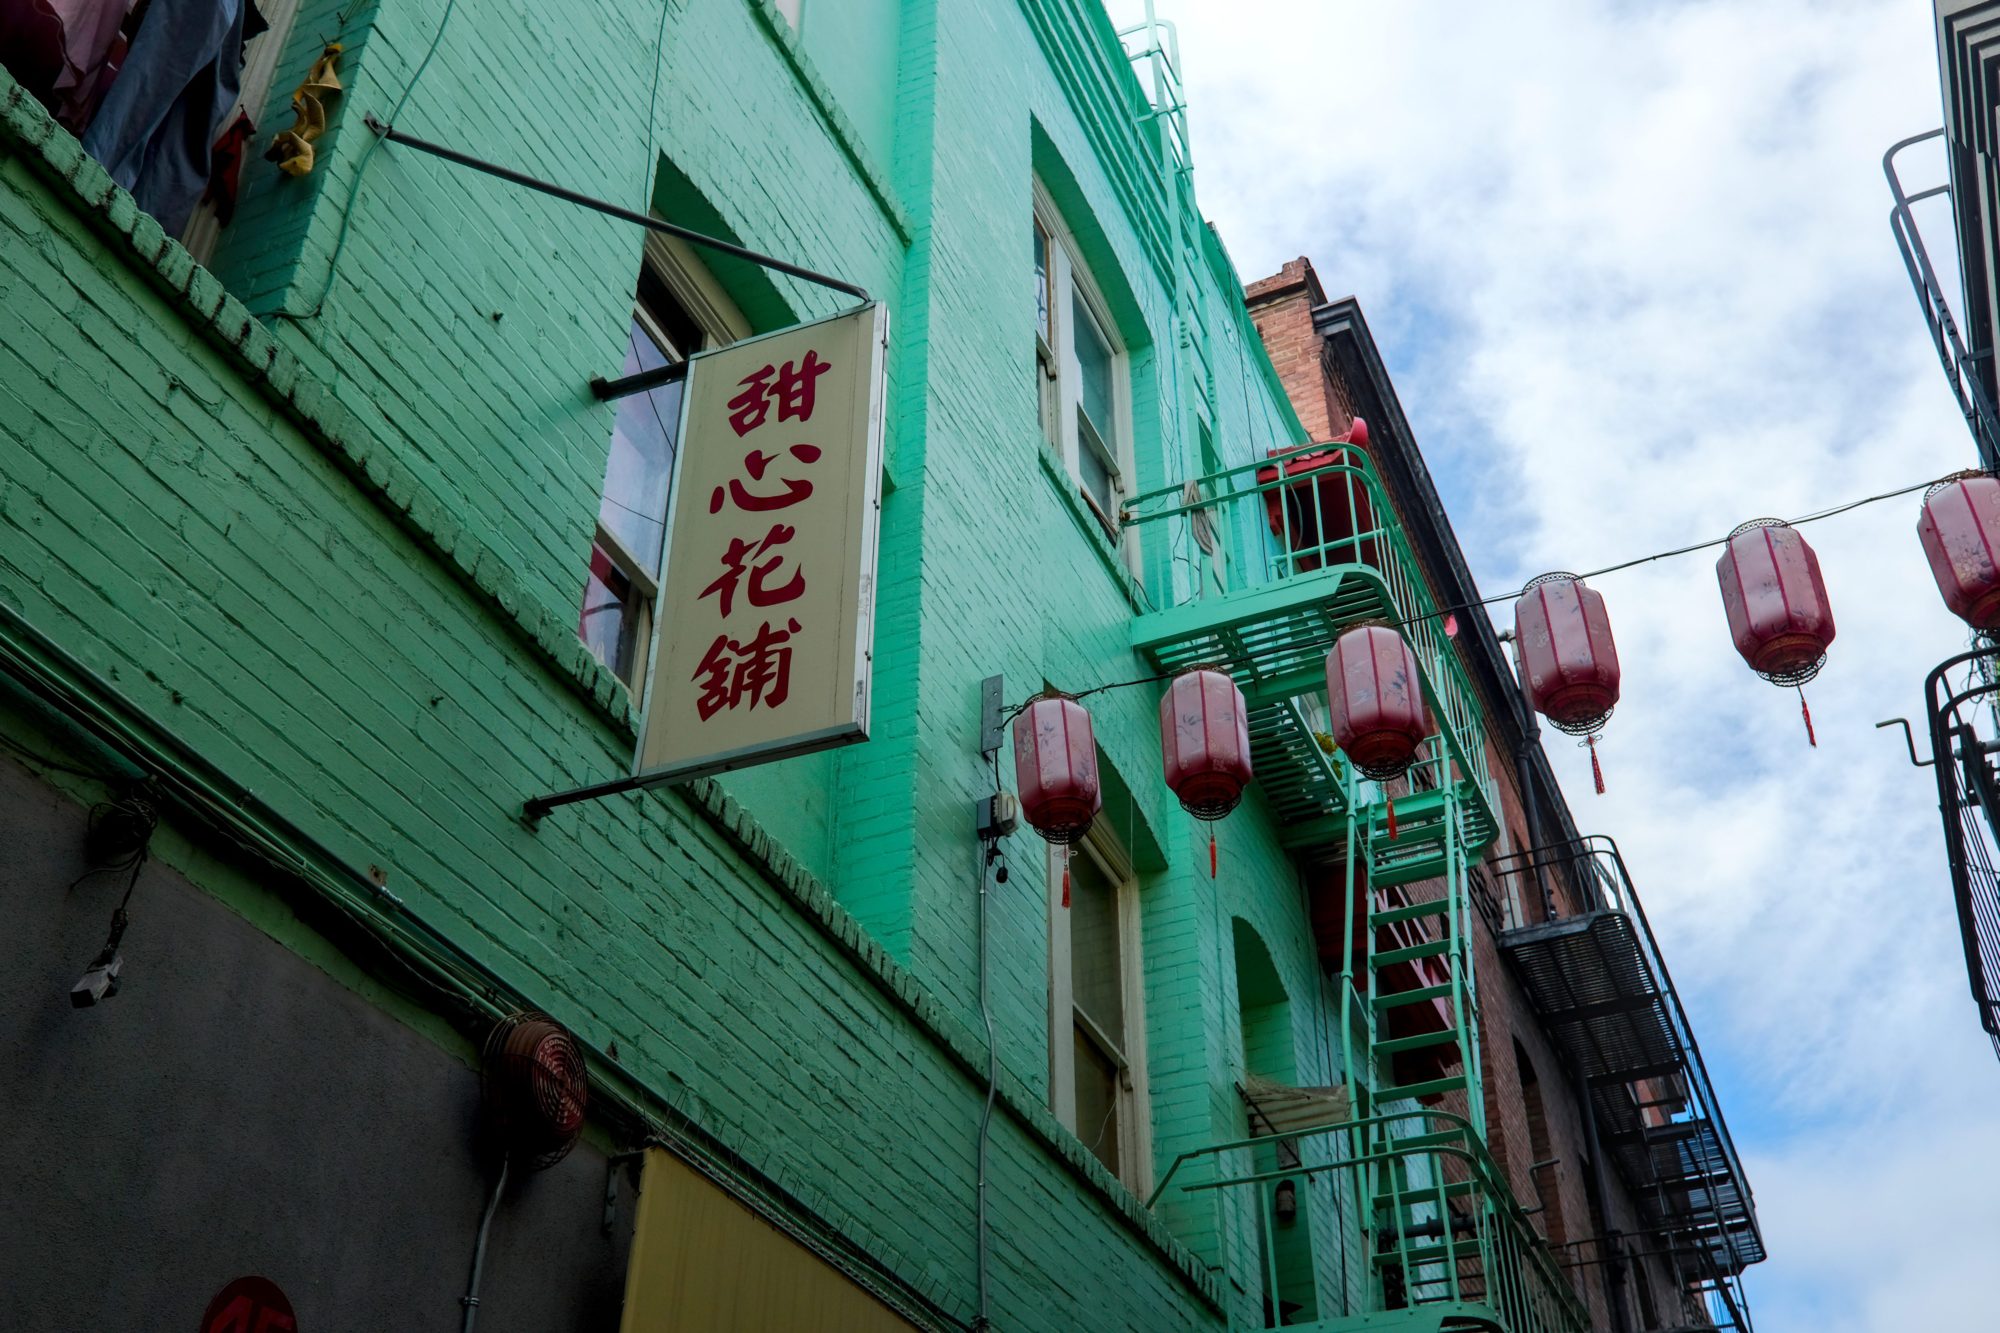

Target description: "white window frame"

left=1033, top=182, right=1136, bottom=570
left=1047, top=823, right=1153, bottom=1195
left=583, top=231, right=749, bottom=696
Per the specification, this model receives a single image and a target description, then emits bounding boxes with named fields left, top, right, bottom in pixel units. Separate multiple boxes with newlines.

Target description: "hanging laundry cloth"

left=0, top=0, right=132, bottom=130
left=200, top=107, right=253, bottom=224
left=80, top=0, right=247, bottom=234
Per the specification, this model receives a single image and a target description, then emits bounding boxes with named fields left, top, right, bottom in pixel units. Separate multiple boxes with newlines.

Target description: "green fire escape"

left=1115, top=13, right=1575, bottom=1326
left=1125, top=443, right=1579, bottom=1332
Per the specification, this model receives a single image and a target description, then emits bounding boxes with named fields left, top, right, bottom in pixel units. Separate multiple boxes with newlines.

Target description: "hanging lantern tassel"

left=1385, top=791, right=1398, bottom=841
left=1061, top=859, right=1071, bottom=909
left=1209, top=827, right=1217, bottom=880
left=1799, top=687, right=1816, bottom=748
left=1586, top=733, right=1605, bottom=795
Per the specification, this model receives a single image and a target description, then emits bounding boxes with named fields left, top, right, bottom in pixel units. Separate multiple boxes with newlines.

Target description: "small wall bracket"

left=979, top=674, right=1006, bottom=760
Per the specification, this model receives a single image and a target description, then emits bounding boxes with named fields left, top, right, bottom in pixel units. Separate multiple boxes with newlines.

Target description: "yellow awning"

left=619, top=1147, right=922, bottom=1333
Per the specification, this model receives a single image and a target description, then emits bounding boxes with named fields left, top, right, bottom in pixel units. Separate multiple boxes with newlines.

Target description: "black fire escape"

left=1913, top=649, right=2000, bottom=1058
left=1483, top=840, right=1762, bottom=1332
left=1881, top=3, right=2000, bottom=1061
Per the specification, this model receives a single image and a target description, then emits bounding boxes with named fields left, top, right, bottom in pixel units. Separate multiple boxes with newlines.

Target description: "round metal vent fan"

left=480, top=1011, right=588, bottom=1169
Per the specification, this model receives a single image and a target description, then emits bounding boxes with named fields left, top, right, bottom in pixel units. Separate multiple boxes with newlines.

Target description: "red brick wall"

left=1245, top=258, right=1349, bottom=442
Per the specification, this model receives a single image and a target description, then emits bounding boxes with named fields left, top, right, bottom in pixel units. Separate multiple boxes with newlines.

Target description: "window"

left=1032, top=217, right=1059, bottom=450
left=580, top=234, right=749, bottom=692
left=1032, top=187, right=1132, bottom=548
left=1048, top=825, right=1150, bottom=1190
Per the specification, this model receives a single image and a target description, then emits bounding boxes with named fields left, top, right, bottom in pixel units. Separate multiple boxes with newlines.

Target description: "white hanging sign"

left=634, top=302, right=888, bottom=784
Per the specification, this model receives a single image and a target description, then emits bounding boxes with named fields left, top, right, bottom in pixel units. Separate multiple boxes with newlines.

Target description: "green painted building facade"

left=0, top=2, right=1732, bottom=1330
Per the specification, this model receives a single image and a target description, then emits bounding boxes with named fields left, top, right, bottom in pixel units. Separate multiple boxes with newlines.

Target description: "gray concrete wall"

left=0, top=753, right=634, bottom=1333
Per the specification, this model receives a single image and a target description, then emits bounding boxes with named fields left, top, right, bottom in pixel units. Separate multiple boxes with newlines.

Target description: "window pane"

left=1069, top=849, right=1124, bottom=1042
left=598, top=320, right=682, bottom=579
left=1077, top=419, right=1116, bottom=518
left=1073, top=1024, right=1122, bottom=1175
left=1033, top=222, right=1052, bottom=345
left=1073, top=287, right=1114, bottom=434
left=579, top=544, right=643, bottom=680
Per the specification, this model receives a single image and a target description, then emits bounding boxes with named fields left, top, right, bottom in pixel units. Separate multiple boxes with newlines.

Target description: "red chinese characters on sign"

left=726, top=350, right=831, bottom=436
left=707, top=444, right=823, bottom=514
left=693, top=357, right=832, bottom=721
left=693, top=616, right=802, bottom=720
left=637, top=301, right=885, bottom=784
left=698, top=522, right=804, bottom=617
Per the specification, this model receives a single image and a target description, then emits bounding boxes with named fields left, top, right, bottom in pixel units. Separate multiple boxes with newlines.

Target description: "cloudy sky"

left=1104, top=1, right=1999, bottom=1327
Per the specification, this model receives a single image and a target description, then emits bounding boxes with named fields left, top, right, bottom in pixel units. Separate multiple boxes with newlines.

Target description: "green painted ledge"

left=0, top=66, right=1222, bottom=1315
left=1039, top=439, right=1149, bottom=616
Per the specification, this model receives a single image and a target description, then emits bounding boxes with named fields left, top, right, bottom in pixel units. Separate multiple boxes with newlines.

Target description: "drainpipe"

left=972, top=834, right=1000, bottom=1331
left=973, top=677, right=1014, bottom=1332
left=1570, top=1054, right=1633, bottom=1333
left=1494, top=631, right=1553, bottom=919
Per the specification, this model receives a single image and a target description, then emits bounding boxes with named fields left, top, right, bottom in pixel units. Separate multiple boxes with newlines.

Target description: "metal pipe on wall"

left=1495, top=630, right=1554, bottom=919
left=1569, top=1053, right=1632, bottom=1333
left=972, top=833, right=1000, bottom=1332
left=459, top=1157, right=511, bottom=1332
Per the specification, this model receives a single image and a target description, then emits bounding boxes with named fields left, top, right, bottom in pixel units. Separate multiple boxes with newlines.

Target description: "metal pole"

left=591, top=358, right=688, bottom=402
left=460, top=1156, right=511, bottom=1332
left=363, top=117, right=872, bottom=305
left=1496, top=631, right=1554, bottom=918
left=522, top=771, right=671, bottom=821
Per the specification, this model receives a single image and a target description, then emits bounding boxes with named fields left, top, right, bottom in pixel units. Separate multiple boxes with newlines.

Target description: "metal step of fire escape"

left=1334, top=778, right=1494, bottom=1318
left=1357, top=787, right=1481, bottom=1116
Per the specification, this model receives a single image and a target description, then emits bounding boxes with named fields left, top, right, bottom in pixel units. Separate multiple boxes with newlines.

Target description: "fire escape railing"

left=1924, top=645, right=2000, bottom=1059
left=1148, top=1109, right=1589, bottom=1333
left=1122, top=440, right=1498, bottom=845
left=1489, top=838, right=1761, bottom=1332
left=1884, top=129, right=2000, bottom=469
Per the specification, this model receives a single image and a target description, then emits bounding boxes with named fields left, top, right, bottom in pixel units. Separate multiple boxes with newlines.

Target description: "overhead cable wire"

left=1000, top=467, right=1971, bottom=716
left=1398, top=469, right=1956, bottom=632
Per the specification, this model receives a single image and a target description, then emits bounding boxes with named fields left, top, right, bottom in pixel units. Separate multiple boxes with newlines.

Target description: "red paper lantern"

left=1716, top=519, right=1836, bottom=686
left=1255, top=417, right=1378, bottom=574
left=1160, top=669, right=1254, bottom=819
left=1325, top=624, right=1432, bottom=782
left=1012, top=694, right=1102, bottom=844
left=1512, top=573, right=1620, bottom=735
left=1919, top=472, right=2000, bottom=630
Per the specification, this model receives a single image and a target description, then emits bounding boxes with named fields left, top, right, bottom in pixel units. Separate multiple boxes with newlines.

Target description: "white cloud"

left=1109, top=0, right=2000, bottom=1324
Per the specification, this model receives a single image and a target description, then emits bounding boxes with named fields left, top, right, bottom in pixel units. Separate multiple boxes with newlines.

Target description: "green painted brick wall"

left=0, top=0, right=1375, bottom=1324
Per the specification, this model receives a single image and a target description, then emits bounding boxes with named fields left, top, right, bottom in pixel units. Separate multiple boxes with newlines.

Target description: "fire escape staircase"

left=1124, top=427, right=1563, bottom=1330
left=1113, top=16, right=1575, bottom=1327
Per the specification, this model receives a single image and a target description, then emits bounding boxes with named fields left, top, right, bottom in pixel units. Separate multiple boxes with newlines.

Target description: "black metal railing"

left=1884, top=129, right=2000, bottom=468
left=1924, top=645, right=2000, bottom=1059
left=1486, top=837, right=1763, bottom=1319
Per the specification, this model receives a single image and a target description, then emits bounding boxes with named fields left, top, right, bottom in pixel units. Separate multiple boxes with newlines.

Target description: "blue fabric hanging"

left=80, top=0, right=244, bottom=234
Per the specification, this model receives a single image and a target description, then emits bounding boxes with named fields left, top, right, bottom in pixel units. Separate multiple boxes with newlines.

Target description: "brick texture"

left=0, top=2, right=1383, bottom=1325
